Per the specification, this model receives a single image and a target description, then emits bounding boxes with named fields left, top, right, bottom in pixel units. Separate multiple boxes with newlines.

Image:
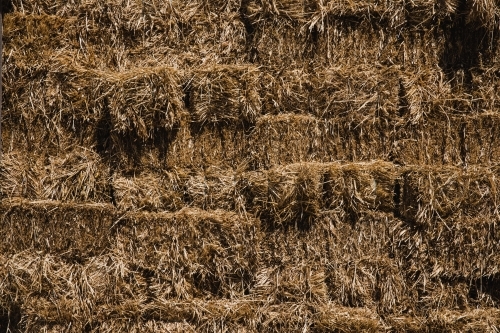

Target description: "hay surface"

left=0, top=200, right=114, bottom=258
left=3, top=0, right=500, bottom=330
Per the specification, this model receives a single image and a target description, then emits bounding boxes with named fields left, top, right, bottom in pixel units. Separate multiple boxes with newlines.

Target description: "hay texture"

left=399, top=165, right=499, bottom=225
left=0, top=200, right=115, bottom=258
left=115, top=208, right=260, bottom=298
left=3, top=0, right=500, bottom=330
left=0, top=149, right=110, bottom=202
left=187, top=65, right=262, bottom=125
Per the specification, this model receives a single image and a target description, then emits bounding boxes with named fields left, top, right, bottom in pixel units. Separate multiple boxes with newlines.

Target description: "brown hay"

left=165, top=122, right=250, bottom=170
left=11, top=0, right=242, bottom=15
left=311, top=65, right=400, bottom=118
left=394, top=212, right=500, bottom=279
left=4, top=0, right=500, bottom=330
left=465, top=112, right=500, bottom=164
left=188, top=65, right=262, bottom=125
left=0, top=152, right=41, bottom=199
left=110, top=161, right=395, bottom=221
left=248, top=163, right=323, bottom=229
left=322, top=161, right=397, bottom=216
left=242, top=0, right=314, bottom=66
left=116, top=208, right=260, bottom=298
left=113, top=171, right=185, bottom=212
left=391, top=114, right=463, bottom=165
left=467, top=0, right=499, bottom=29
left=184, top=167, right=248, bottom=213
left=319, top=212, right=409, bottom=313
left=6, top=3, right=247, bottom=69
left=471, top=67, right=500, bottom=112
left=252, top=264, right=328, bottom=304
left=0, top=149, right=110, bottom=202
left=400, top=165, right=498, bottom=226
left=41, top=148, right=111, bottom=202
left=0, top=200, right=115, bottom=257
left=399, top=67, right=459, bottom=121
left=262, top=65, right=399, bottom=118
left=249, top=114, right=392, bottom=168
left=388, top=308, right=500, bottom=333
left=309, top=0, right=406, bottom=29
left=4, top=55, right=184, bottom=148
left=96, top=66, right=184, bottom=139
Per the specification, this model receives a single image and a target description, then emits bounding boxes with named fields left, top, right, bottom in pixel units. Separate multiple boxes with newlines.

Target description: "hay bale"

left=4, top=7, right=247, bottom=70
left=0, top=152, right=41, bottom=199
left=0, top=200, right=115, bottom=258
left=308, top=0, right=406, bottom=37
left=4, top=58, right=184, bottom=147
left=98, top=66, right=184, bottom=139
left=399, top=165, right=498, bottom=226
left=261, top=68, right=313, bottom=115
left=262, top=65, right=399, bottom=118
left=3, top=13, right=83, bottom=50
left=387, top=308, right=500, bottom=333
left=466, top=0, right=499, bottom=29
left=248, top=114, right=327, bottom=168
left=184, top=167, right=248, bottom=212
left=1, top=251, right=153, bottom=332
left=394, top=212, right=500, bottom=279
left=392, top=114, right=463, bottom=165
left=115, top=208, right=260, bottom=298
left=256, top=210, right=409, bottom=313
left=309, top=12, right=446, bottom=68
left=322, top=161, right=397, bottom=218
left=465, top=113, right=500, bottom=164
left=92, top=320, right=195, bottom=333
left=2, top=55, right=107, bottom=151
left=165, top=121, right=251, bottom=169
left=246, top=161, right=396, bottom=228
left=319, top=212, right=409, bottom=313
left=310, top=65, right=400, bottom=118
left=399, top=67, right=458, bottom=121
left=251, top=264, right=328, bottom=303
left=470, top=67, right=500, bottom=113
left=242, top=0, right=315, bottom=66
left=249, top=114, right=392, bottom=168
left=188, top=65, right=262, bottom=125
left=247, top=163, right=323, bottom=229
left=41, top=149, right=111, bottom=202
left=0, top=149, right=110, bottom=202
left=113, top=171, right=185, bottom=212
left=313, top=304, right=383, bottom=333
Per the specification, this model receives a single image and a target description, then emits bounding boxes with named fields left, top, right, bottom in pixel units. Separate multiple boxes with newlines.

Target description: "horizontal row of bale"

left=10, top=0, right=500, bottom=30
left=3, top=157, right=500, bottom=229
left=4, top=62, right=500, bottom=165
left=5, top=59, right=500, bottom=127
left=5, top=4, right=500, bottom=70
left=0, top=203, right=498, bottom=329
left=2, top=297, right=385, bottom=332
left=4, top=296, right=500, bottom=333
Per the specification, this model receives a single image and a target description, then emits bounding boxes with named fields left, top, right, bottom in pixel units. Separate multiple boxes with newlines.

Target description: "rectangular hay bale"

left=115, top=208, right=261, bottom=298
left=0, top=200, right=115, bottom=257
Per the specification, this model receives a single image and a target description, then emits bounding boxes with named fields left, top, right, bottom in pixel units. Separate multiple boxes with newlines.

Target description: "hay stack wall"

left=1, top=0, right=500, bottom=332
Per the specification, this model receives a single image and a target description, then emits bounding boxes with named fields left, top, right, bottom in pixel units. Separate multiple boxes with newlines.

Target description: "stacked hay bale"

left=1, top=0, right=500, bottom=331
